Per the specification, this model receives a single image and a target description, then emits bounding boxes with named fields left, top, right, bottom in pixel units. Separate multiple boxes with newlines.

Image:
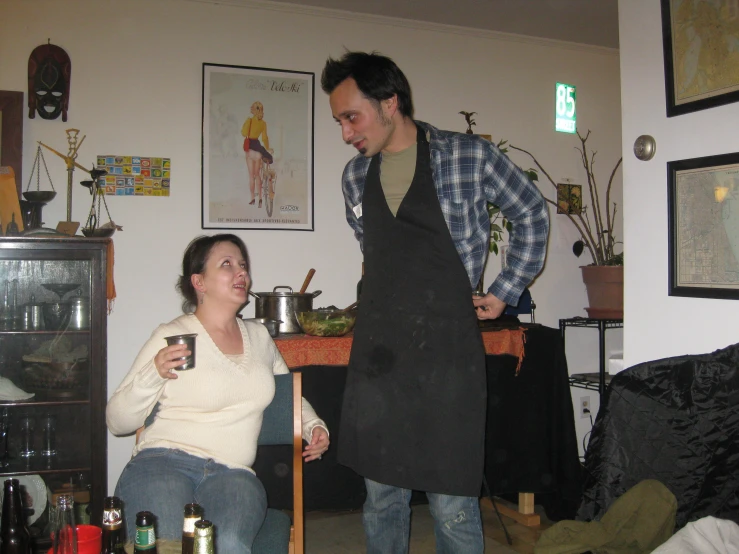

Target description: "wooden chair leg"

left=292, top=372, right=304, bottom=554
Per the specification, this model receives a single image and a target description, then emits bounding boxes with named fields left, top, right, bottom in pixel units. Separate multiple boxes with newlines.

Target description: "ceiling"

left=263, top=0, right=620, bottom=49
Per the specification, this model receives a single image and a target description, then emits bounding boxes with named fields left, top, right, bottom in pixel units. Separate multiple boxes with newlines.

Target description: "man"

left=321, top=51, right=549, bottom=554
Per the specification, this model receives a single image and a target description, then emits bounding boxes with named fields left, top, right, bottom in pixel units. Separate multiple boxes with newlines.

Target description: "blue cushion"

left=258, top=373, right=294, bottom=446
left=252, top=508, right=291, bottom=554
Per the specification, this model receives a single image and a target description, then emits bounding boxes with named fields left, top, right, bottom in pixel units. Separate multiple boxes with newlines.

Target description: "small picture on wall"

left=556, top=183, right=582, bottom=215
left=96, top=155, right=171, bottom=196
left=201, top=63, right=314, bottom=231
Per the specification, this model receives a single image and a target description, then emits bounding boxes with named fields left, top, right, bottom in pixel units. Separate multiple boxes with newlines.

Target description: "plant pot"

left=581, top=265, right=623, bottom=319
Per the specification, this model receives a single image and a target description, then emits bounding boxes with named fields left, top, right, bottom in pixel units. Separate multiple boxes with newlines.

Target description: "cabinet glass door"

left=0, top=237, right=108, bottom=550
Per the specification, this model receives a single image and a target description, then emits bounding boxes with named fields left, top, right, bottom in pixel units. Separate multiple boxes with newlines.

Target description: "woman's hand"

left=303, top=426, right=330, bottom=462
left=153, top=344, right=190, bottom=380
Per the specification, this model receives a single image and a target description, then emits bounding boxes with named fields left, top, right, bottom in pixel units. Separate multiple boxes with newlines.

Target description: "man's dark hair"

left=321, top=51, right=414, bottom=119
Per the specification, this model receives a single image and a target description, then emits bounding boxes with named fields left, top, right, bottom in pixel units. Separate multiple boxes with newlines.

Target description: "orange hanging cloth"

left=106, top=239, right=116, bottom=314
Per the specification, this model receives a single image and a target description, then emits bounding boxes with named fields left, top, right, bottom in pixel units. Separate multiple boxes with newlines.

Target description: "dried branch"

left=510, top=132, right=623, bottom=265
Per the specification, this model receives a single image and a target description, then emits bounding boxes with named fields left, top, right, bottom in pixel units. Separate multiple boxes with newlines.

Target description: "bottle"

left=180, top=503, right=203, bottom=554
left=102, top=496, right=126, bottom=554
left=0, top=478, right=31, bottom=554
left=193, top=520, right=214, bottom=554
left=72, top=473, right=90, bottom=525
left=134, top=511, right=158, bottom=553
left=51, top=493, right=77, bottom=554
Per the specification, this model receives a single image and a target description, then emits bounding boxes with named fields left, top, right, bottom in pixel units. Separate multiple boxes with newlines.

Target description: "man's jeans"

left=363, top=478, right=484, bottom=554
left=115, top=448, right=267, bottom=553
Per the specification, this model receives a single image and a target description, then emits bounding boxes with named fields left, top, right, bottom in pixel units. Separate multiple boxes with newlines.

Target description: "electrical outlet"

left=580, top=396, right=591, bottom=419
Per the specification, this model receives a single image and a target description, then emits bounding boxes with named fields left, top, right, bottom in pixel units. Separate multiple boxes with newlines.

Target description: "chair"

left=504, top=287, right=536, bottom=322
left=134, top=371, right=304, bottom=554
left=253, top=371, right=304, bottom=554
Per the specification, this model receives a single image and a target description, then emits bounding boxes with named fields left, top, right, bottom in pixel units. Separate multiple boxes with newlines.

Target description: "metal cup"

left=22, top=304, right=45, bottom=330
left=164, top=333, right=197, bottom=370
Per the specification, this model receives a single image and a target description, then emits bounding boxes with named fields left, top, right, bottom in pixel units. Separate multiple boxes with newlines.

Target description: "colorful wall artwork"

left=95, top=155, right=171, bottom=196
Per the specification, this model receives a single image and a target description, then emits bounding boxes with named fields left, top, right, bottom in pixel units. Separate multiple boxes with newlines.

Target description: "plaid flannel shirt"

left=341, top=121, right=549, bottom=305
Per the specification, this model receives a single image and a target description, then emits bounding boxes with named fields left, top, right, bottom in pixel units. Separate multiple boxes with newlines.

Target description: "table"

left=274, top=328, right=526, bottom=371
left=253, top=325, right=581, bottom=526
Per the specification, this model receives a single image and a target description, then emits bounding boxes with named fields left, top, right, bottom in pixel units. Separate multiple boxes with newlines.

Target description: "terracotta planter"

left=580, top=265, right=623, bottom=319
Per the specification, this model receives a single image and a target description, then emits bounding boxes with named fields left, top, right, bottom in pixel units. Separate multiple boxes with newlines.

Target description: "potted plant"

left=508, top=131, right=624, bottom=318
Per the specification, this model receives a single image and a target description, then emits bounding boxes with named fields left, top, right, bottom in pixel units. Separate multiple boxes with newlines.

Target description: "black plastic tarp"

left=576, top=342, right=739, bottom=529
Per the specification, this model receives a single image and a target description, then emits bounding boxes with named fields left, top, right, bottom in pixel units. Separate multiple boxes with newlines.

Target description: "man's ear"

left=191, top=273, right=205, bottom=292
left=382, top=95, right=398, bottom=117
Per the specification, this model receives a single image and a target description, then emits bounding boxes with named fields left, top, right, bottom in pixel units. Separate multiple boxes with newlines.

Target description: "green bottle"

left=134, top=511, right=158, bottom=553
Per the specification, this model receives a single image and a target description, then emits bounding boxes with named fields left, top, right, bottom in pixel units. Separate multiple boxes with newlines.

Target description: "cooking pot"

left=250, top=286, right=322, bottom=334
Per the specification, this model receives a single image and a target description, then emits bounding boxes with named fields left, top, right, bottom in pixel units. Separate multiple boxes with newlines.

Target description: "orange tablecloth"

left=274, top=328, right=526, bottom=371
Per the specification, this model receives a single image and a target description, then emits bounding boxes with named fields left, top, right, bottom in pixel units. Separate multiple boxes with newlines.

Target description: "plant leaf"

left=573, top=240, right=584, bottom=257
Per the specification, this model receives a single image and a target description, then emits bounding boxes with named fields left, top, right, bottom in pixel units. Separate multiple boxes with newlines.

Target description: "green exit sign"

left=555, top=82, right=576, bottom=134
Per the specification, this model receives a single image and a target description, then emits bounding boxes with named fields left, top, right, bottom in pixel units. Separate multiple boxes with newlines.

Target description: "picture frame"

left=201, top=63, right=314, bottom=231
left=556, top=183, right=582, bottom=215
left=660, top=0, right=739, bottom=117
left=667, top=152, right=739, bottom=299
left=0, top=91, right=23, bottom=197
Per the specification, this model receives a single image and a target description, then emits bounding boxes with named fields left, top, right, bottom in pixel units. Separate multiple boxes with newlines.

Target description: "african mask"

left=28, top=42, right=71, bottom=122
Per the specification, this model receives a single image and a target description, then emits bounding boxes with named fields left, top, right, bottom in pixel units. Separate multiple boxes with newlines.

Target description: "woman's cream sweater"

left=106, top=314, right=326, bottom=472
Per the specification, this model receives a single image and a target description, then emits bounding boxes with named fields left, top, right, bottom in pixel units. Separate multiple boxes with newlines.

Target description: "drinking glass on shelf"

left=0, top=409, right=9, bottom=468
left=19, top=415, right=36, bottom=458
left=41, top=414, right=57, bottom=457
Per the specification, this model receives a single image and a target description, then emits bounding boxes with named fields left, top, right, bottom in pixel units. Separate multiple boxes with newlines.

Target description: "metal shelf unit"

left=559, top=316, right=623, bottom=401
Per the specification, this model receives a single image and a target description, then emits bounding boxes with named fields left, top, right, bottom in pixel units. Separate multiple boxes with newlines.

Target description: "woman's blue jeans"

left=115, top=448, right=267, bottom=553
left=363, top=478, right=484, bottom=554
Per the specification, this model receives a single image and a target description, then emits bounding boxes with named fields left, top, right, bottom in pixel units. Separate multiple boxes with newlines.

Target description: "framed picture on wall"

left=667, top=152, right=739, bottom=299
left=660, top=0, right=739, bottom=117
left=201, top=63, right=314, bottom=231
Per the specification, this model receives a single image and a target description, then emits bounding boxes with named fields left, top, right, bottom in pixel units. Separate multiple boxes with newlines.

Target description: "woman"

left=242, top=101, right=274, bottom=208
left=107, top=234, right=329, bottom=552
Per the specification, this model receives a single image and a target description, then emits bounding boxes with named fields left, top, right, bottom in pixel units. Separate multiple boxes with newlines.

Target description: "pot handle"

left=248, top=290, right=261, bottom=299
left=311, top=290, right=323, bottom=298
left=273, top=286, right=294, bottom=293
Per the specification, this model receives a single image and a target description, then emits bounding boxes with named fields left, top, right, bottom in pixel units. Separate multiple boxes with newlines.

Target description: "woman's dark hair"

left=177, top=234, right=250, bottom=313
left=321, top=51, right=414, bottom=119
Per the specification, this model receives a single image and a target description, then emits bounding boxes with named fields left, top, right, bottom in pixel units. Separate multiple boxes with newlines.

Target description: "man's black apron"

left=337, top=127, right=487, bottom=497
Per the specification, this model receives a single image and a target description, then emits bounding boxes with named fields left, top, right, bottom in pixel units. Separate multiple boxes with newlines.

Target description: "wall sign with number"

left=555, top=83, right=576, bottom=134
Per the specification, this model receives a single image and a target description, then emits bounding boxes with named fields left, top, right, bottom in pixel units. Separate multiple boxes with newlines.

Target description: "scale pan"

left=23, top=191, right=57, bottom=203
left=81, top=227, right=115, bottom=238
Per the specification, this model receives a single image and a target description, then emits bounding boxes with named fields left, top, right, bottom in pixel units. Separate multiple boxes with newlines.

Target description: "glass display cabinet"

left=0, top=236, right=108, bottom=552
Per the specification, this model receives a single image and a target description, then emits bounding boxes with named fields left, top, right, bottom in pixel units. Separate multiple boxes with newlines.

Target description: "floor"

left=305, top=497, right=553, bottom=553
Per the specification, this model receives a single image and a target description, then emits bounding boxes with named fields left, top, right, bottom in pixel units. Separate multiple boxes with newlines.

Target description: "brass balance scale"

left=32, top=129, right=120, bottom=236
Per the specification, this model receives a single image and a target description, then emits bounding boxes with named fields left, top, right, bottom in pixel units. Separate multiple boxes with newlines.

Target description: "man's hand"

left=472, top=293, right=507, bottom=320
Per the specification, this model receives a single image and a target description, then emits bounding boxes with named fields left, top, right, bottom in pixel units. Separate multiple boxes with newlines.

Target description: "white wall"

left=1, top=0, right=622, bottom=491
left=619, top=0, right=739, bottom=367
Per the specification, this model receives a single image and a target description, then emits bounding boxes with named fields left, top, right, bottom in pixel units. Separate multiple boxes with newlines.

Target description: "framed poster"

left=202, top=63, right=314, bottom=230
left=668, top=152, right=739, bottom=299
left=661, top=0, right=739, bottom=117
